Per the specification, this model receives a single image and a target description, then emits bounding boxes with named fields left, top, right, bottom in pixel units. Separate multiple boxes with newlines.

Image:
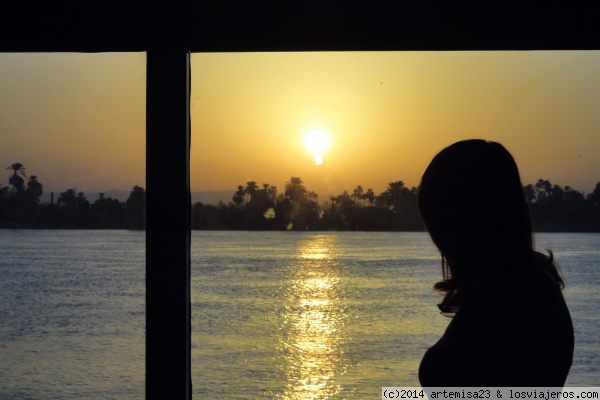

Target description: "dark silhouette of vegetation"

left=525, top=179, right=600, bottom=232
left=1, top=162, right=597, bottom=232
left=192, top=176, right=600, bottom=232
left=0, top=162, right=145, bottom=229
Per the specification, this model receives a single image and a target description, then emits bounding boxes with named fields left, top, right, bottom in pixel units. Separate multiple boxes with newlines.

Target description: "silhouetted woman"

left=418, top=139, right=574, bottom=387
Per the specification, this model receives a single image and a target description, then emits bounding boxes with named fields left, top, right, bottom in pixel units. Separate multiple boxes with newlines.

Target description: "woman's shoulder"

left=451, top=270, right=572, bottom=346
left=448, top=272, right=573, bottom=386
left=456, top=273, right=562, bottom=324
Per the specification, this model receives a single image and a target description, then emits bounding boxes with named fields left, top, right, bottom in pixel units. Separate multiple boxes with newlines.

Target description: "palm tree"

left=551, top=184, right=565, bottom=204
left=232, top=185, right=245, bottom=206
left=587, top=182, right=600, bottom=207
left=331, top=190, right=354, bottom=212
left=25, top=175, right=43, bottom=202
left=245, top=181, right=258, bottom=203
left=380, top=181, right=406, bottom=210
left=534, top=179, right=553, bottom=204
left=284, top=176, right=306, bottom=205
left=126, top=185, right=146, bottom=227
left=283, top=177, right=308, bottom=229
left=386, top=181, right=405, bottom=192
left=352, top=185, right=364, bottom=206
left=523, top=184, right=535, bottom=204
left=257, top=183, right=276, bottom=206
left=6, top=163, right=26, bottom=192
left=364, top=188, right=375, bottom=206
left=58, top=189, right=78, bottom=209
left=266, top=185, right=277, bottom=205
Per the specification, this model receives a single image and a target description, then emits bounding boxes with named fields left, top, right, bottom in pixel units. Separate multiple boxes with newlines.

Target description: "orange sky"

left=0, top=53, right=146, bottom=196
left=1, top=52, right=599, bottom=199
left=191, top=51, right=600, bottom=199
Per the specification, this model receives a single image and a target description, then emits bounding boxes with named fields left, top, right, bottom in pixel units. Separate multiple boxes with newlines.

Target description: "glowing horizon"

left=1, top=52, right=600, bottom=199
left=191, top=51, right=600, bottom=199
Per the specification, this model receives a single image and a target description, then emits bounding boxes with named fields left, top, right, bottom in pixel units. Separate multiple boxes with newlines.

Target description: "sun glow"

left=304, top=129, right=330, bottom=166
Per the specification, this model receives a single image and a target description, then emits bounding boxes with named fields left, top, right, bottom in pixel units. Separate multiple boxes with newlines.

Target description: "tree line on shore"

left=193, top=176, right=600, bottom=232
left=3, top=162, right=600, bottom=231
left=0, top=163, right=145, bottom=229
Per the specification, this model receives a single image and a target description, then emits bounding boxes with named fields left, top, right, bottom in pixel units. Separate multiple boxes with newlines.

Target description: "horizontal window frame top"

left=2, top=2, right=600, bottom=52
left=2, top=2, right=600, bottom=400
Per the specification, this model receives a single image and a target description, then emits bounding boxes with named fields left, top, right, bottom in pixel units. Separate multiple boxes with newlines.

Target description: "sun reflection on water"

left=277, top=235, right=350, bottom=399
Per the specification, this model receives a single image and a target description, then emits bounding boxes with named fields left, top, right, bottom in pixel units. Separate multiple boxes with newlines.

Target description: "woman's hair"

left=418, top=139, right=564, bottom=313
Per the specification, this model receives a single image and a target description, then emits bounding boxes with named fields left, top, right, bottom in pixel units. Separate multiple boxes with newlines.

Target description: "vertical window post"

left=146, top=46, right=191, bottom=399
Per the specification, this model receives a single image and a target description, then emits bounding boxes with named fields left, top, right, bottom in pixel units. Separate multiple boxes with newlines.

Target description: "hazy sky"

left=1, top=51, right=599, bottom=199
left=191, top=51, right=600, bottom=199
left=0, top=53, right=146, bottom=195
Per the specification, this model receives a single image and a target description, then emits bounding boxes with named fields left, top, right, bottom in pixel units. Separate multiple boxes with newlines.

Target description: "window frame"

left=2, top=2, right=598, bottom=399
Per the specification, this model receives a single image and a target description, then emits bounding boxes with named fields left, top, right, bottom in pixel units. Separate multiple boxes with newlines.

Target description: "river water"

left=0, top=230, right=598, bottom=399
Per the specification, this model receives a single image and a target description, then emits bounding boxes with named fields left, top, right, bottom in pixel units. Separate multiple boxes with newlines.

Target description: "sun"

left=304, top=129, right=330, bottom=165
